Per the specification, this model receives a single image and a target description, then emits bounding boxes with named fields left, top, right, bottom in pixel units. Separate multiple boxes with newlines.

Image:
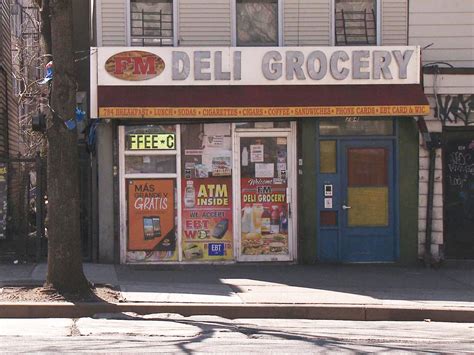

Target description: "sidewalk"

left=1, top=263, right=473, bottom=321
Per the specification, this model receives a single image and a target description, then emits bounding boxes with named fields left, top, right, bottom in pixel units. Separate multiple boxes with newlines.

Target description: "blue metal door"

left=339, top=140, right=396, bottom=262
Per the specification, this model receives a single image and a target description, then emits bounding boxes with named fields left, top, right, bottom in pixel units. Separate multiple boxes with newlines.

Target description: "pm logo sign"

left=105, top=51, right=165, bottom=81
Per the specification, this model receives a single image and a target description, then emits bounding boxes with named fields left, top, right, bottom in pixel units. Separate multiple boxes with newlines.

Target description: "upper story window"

left=131, top=0, right=173, bottom=46
left=335, top=0, right=377, bottom=46
left=236, top=0, right=278, bottom=46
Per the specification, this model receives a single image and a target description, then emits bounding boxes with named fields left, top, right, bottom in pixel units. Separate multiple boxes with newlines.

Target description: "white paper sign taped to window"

left=255, top=163, right=274, bottom=178
left=250, top=144, right=264, bottom=162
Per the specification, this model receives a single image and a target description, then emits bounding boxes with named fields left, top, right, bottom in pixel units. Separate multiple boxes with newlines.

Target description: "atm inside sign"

left=128, top=133, right=175, bottom=150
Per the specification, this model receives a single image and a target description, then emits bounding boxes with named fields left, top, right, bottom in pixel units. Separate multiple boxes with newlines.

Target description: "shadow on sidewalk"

left=115, top=264, right=474, bottom=305
left=87, top=312, right=442, bottom=353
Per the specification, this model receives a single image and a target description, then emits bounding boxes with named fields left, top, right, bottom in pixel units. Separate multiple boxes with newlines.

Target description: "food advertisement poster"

left=241, top=178, right=289, bottom=256
left=127, top=179, right=176, bottom=256
left=182, top=177, right=233, bottom=260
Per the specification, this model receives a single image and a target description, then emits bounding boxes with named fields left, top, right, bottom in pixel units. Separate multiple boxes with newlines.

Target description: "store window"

left=235, top=121, right=290, bottom=129
left=236, top=0, right=278, bottom=46
left=122, top=125, right=179, bottom=263
left=130, top=0, right=174, bottom=46
left=239, top=136, right=290, bottom=258
left=319, top=118, right=393, bottom=136
left=180, top=124, right=234, bottom=261
left=334, top=0, right=377, bottom=46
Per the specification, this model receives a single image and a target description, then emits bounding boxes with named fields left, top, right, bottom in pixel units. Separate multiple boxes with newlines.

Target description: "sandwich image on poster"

left=184, top=244, right=203, bottom=259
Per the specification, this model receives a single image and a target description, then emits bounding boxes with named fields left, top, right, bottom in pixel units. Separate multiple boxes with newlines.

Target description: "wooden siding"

left=424, top=74, right=474, bottom=95
left=0, top=1, right=19, bottom=159
left=284, top=0, right=331, bottom=46
left=381, top=0, right=408, bottom=45
left=1, top=2, right=8, bottom=158
left=1, top=0, right=21, bottom=243
left=409, top=0, right=474, bottom=67
left=99, top=0, right=127, bottom=46
left=179, top=0, right=231, bottom=46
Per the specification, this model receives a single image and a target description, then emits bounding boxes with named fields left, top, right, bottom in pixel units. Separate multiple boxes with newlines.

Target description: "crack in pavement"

left=69, top=319, right=81, bottom=337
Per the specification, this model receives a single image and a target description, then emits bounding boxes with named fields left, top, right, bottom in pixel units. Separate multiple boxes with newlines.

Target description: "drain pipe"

left=417, top=116, right=442, bottom=267
left=425, top=144, right=436, bottom=267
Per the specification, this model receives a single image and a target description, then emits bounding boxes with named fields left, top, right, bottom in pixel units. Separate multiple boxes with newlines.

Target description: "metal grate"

left=131, top=9, right=173, bottom=47
left=335, top=9, right=376, bottom=45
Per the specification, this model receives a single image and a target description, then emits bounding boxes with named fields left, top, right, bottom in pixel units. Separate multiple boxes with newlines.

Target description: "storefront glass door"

left=235, top=132, right=295, bottom=261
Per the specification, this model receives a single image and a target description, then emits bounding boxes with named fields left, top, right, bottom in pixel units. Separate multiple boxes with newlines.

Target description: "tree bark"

left=43, top=0, right=89, bottom=293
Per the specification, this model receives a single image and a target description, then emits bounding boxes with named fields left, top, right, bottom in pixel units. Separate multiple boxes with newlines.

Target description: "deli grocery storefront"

left=91, top=46, right=429, bottom=264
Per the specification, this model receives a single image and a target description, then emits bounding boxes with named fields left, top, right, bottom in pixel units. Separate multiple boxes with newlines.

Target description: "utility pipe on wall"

left=417, top=116, right=442, bottom=267
left=424, top=145, right=436, bottom=267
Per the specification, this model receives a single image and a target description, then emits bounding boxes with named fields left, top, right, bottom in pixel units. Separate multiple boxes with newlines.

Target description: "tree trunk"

left=36, top=0, right=52, bottom=62
left=44, top=0, right=89, bottom=293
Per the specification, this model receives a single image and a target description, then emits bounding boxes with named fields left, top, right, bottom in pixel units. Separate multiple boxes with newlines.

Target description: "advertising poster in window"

left=127, top=179, right=177, bottom=261
left=181, top=177, right=233, bottom=261
left=180, top=123, right=233, bottom=261
left=241, top=178, right=289, bottom=256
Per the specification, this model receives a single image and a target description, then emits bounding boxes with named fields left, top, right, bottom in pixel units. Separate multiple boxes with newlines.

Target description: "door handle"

left=342, top=204, right=352, bottom=210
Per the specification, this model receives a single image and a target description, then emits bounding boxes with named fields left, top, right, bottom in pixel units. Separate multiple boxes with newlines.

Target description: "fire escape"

left=10, top=1, right=41, bottom=149
left=131, top=8, right=174, bottom=47
left=335, top=9, right=376, bottom=45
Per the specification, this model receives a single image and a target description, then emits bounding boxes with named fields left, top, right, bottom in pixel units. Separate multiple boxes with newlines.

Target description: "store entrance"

left=317, top=118, right=398, bottom=262
left=318, top=139, right=396, bottom=262
left=235, top=131, right=295, bottom=262
left=339, top=140, right=396, bottom=261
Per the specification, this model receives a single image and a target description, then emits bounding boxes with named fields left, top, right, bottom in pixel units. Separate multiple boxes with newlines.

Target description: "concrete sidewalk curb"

left=0, top=303, right=473, bottom=322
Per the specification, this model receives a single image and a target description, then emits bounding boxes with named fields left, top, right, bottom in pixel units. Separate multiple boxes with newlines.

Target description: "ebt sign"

left=98, top=46, right=421, bottom=86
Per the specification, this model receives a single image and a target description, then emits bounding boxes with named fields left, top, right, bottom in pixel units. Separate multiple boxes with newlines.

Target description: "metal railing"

left=335, top=9, right=376, bottom=45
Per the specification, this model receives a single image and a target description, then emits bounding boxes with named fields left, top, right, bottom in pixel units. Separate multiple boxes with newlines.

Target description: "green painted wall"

left=298, top=118, right=419, bottom=264
left=300, top=120, right=318, bottom=263
left=398, top=118, right=419, bottom=264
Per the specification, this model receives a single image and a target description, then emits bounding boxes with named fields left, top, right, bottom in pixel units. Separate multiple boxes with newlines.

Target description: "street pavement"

left=0, top=263, right=474, bottom=321
left=0, top=315, right=473, bottom=353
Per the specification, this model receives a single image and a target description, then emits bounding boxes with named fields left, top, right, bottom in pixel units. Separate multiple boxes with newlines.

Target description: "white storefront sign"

left=96, top=46, right=421, bottom=86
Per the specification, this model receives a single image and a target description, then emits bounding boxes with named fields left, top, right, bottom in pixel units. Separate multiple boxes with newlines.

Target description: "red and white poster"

left=181, top=177, right=233, bottom=260
left=240, top=178, right=289, bottom=256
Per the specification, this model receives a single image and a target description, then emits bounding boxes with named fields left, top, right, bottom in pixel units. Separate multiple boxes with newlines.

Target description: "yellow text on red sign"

left=101, top=105, right=431, bottom=119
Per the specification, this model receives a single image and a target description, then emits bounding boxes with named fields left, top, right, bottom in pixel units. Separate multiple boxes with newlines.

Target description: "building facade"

left=91, top=0, right=434, bottom=265
left=0, top=0, right=20, bottom=257
left=409, top=0, right=474, bottom=261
